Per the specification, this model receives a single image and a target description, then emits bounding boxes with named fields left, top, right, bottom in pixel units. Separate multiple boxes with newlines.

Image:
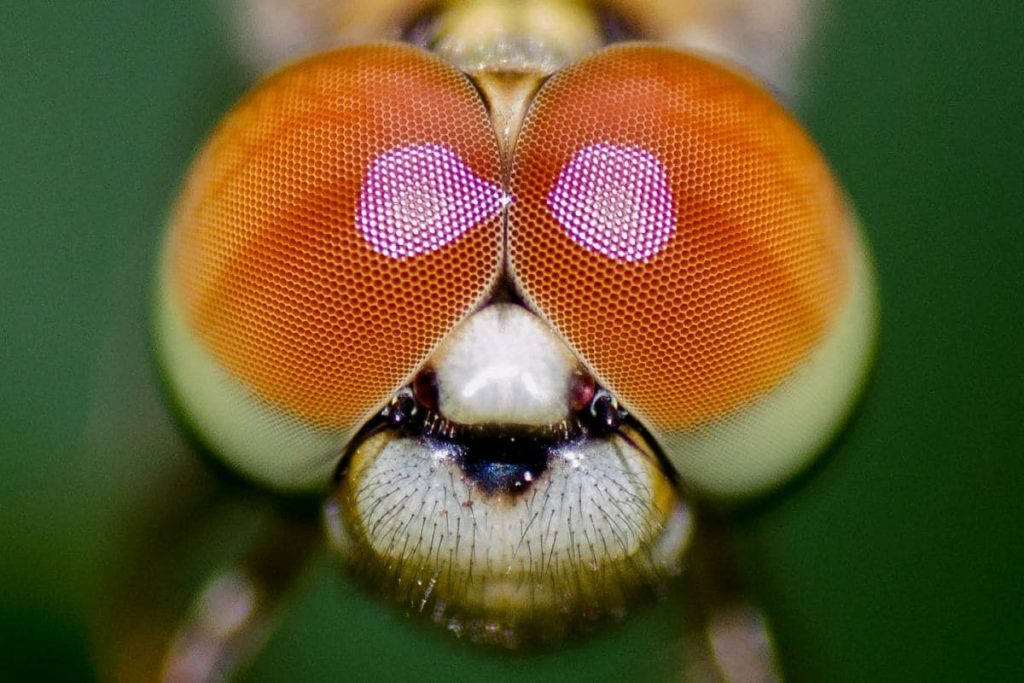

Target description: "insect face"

left=154, top=38, right=875, bottom=643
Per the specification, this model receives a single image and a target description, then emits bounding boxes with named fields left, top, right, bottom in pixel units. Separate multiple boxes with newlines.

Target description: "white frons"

left=432, top=304, right=577, bottom=426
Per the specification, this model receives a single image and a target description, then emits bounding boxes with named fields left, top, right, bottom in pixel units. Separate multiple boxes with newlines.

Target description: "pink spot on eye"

left=548, top=143, right=676, bottom=262
left=357, top=144, right=508, bottom=259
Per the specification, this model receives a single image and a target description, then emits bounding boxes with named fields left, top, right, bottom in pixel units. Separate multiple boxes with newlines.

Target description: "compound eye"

left=509, top=45, right=876, bottom=498
left=156, top=44, right=504, bottom=490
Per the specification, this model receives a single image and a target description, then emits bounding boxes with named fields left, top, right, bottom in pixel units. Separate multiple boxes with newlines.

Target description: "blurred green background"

left=1, top=1, right=1021, bottom=681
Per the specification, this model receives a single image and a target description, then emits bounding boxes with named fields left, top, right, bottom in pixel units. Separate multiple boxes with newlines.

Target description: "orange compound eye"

left=155, top=44, right=504, bottom=490
left=509, top=44, right=876, bottom=497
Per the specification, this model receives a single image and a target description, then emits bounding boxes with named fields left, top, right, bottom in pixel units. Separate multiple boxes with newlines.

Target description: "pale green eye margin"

left=661, top=222, right=878, bottom=499
left=152, top=254, right=354, bottom=493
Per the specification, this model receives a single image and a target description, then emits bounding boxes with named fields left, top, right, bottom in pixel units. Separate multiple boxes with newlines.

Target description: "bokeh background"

left=1, top=1, right=1021, bottom=681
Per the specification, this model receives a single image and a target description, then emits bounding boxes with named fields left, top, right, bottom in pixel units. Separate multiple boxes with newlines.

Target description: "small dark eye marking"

left=411, top=366, right=440, bottom=412
left=568, top=367, right=596, bottom=412
left=356, top=143, right=508, bottom=259
left=383, top=388, right=418, bottom=427
left=586, top=389, right=625, bottom=434
left=547, top=142, right=676, bottom=262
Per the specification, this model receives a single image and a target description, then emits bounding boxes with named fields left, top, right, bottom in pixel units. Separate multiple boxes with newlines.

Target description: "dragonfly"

left=98, top=1, right=877, bottom=680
